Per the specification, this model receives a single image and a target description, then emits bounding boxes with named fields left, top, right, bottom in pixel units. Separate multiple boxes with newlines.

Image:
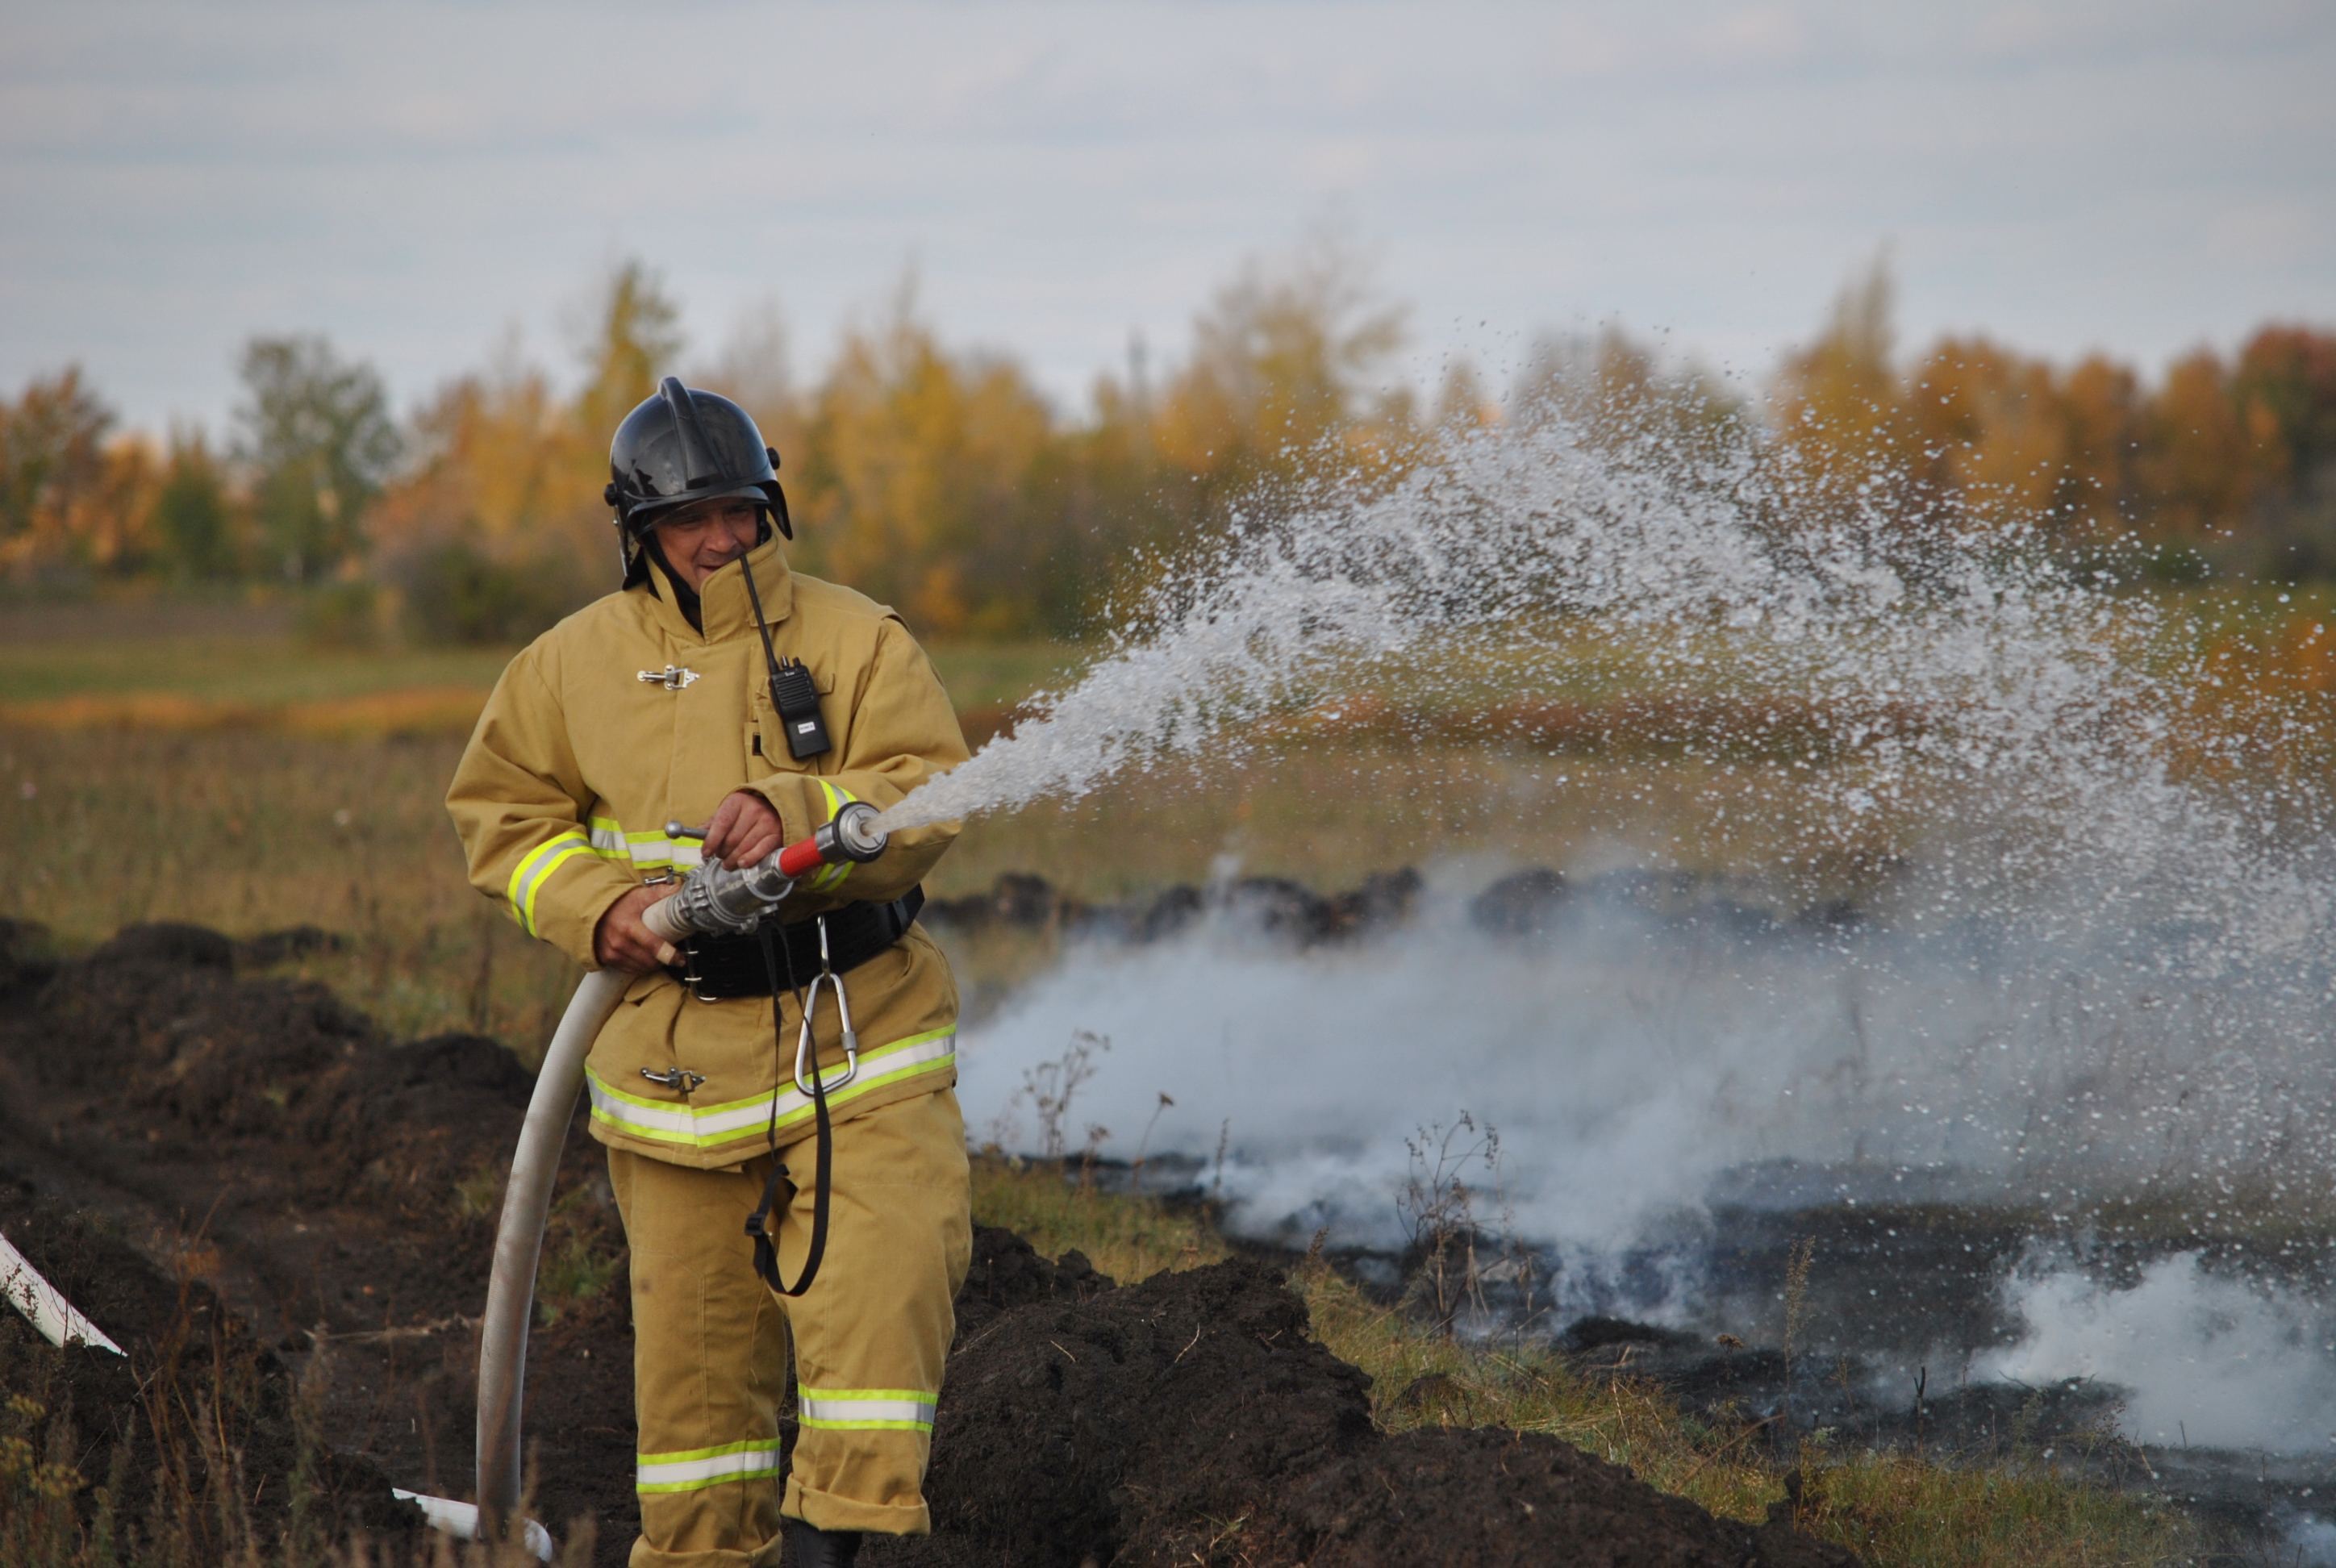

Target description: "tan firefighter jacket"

left=446, top=535, right=968, bottom=1170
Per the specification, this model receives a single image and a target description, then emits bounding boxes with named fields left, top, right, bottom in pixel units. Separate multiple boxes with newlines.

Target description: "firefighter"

left=447, top=377, right=972, bottom=1568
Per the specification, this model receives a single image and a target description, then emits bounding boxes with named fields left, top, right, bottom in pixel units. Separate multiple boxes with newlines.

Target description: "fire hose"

left=470, top=801, right=890, bottom=1541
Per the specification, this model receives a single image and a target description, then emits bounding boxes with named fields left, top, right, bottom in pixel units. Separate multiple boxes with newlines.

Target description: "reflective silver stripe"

left=586, top=1031, right=954, bottom=1150
left=580, top=815, right=712, bottom=872
left=798, top=1389, right=936, bottom=1431
left=623, top=833, right=703, bottom=870
left=635, top=1441, right=781, bottom=1493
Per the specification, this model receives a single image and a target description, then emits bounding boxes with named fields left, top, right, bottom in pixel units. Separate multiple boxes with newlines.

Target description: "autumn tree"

left=790, top=282, right=1061, bottom=636
left=0, top=368, right=115, bottom=578
left=1513, top=327, right=1742, bottom=461
left=235, top=335, right=402, bottom=581
left=576, top=261, right=686, bottom=442
left=368, top=264, right=693, bottom=641
left=1766, top=256, right=1946, bottom=540
left=1152, top=223, right=1412, bottom=529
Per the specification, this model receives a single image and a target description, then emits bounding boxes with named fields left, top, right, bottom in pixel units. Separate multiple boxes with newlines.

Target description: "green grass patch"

left=970, top=1153, right=1228, bottom=1285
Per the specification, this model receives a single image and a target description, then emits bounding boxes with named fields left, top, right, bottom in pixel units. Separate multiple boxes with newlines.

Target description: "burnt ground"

left=0, top=919, right=1864, bottom=1566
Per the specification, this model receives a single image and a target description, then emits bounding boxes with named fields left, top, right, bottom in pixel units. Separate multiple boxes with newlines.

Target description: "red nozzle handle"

left=774, top=802, right=889, bottom=881
left=776, top=835, right=827, bottom=879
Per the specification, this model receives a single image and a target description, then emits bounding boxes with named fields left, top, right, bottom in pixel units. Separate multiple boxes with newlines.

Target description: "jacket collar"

left=642, top=535, right=794, bottom=645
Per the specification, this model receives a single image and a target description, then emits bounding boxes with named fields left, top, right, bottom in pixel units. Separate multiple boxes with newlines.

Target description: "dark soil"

left=0, top=920, right=1858, bottom=1566
left=870, top=1256, right=1854, bottom=1568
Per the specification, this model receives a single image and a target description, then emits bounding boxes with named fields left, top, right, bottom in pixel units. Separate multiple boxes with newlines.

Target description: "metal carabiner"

left=793, top=915, right=860, bottom=1096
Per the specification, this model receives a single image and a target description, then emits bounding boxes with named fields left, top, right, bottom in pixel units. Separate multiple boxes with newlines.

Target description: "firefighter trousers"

left=606, top=1087, right=972, bottom=1568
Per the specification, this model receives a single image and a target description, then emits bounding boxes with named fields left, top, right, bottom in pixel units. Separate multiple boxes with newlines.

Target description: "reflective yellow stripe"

left=811, top=781, right=861, bottom=893
left=586, top=1030, right=954, bottom=1150
left=506, top=830, right=590, bottom=936
left=635, top=1439, right=782, bottom=1494
left=798, top=1387, right=937, bottom=1432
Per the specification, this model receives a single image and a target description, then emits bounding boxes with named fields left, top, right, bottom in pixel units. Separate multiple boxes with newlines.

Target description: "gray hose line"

left=475, top=963, right=630, bottom=1528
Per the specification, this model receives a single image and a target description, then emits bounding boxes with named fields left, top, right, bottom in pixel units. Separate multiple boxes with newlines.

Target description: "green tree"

left=235, top=334, right=402, bottom=581
left=2234, top=327, right=2336, bottom=498
left=152, top=430, right=237, bottom=579
left=2230, top=325, right=2336, bottom=577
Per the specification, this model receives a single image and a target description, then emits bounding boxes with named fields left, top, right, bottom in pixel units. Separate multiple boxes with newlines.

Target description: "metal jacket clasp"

left=637, top=665, right=700, bottom=690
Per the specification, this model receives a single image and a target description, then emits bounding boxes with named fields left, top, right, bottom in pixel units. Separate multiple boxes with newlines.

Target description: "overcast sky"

left=4, top=0, right=2331, bottom=436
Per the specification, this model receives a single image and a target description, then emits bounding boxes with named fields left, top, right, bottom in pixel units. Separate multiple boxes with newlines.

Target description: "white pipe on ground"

left=0, top=1229, right=125, bottom=1354
left=474, top=963, right=631, bottom=1534
left=394, top=1489, right=554, bottom=1561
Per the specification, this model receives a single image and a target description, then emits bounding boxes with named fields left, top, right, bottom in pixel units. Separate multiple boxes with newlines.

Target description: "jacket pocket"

left=749, top=665, right=837, bottom=772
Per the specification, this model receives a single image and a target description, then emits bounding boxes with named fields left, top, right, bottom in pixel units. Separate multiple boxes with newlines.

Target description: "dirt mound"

left=924, top=868, right=1424, bottom=948
left=952, top=1224, right=1115, bottom=1342
left=874, top=1257, right=1858, bottom=1568
left=1246, top=1427, right=1853, bottom=1568
left=15, top=924, right=537, bottom=1214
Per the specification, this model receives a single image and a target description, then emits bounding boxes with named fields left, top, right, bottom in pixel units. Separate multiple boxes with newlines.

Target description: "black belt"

left=670, top=887, right=924, bottom=1001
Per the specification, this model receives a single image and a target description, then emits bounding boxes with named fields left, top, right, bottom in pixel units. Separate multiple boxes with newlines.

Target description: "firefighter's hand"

left=595, top=885, right=680, bottom=974
left=703, top=790, right=783, bottom=869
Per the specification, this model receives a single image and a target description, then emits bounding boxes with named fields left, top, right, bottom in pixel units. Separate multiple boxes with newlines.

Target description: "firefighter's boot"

left=786, top=1519, right=863, bottom=1567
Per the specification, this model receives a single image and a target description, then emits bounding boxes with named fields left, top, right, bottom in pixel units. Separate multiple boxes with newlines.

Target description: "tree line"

left=3, top=244, right=2330, bottom=644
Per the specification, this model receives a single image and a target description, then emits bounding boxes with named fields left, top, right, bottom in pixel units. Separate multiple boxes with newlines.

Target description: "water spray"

left=465, top=805, right=888, bottom=1549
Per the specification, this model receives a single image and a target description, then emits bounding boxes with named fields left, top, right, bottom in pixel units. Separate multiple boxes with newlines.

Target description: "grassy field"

left=4, top=582, right=2326, bottom=1043
left=0, top=716, right=1944, bottom=1054
left=973, top=1157, right=2196, bottom=1568
left=0, top=604, right=1939, bottom=1048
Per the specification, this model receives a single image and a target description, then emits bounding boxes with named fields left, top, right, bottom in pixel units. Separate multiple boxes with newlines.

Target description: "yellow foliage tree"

left=1153, top=223, right=1414, bottom=526
left=1769, top=257, right=1930, bottom=523
left=790, top=283, right=1058, bottom=637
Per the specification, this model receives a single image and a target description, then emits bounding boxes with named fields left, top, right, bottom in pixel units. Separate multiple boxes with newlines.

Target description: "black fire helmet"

left=605, top=377, right=793, bottom=586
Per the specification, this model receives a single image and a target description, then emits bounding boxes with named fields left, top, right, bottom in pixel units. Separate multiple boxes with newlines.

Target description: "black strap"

left=743, top=924, right=830, bottom=1298
left=676, top=889, right=921, bottom=999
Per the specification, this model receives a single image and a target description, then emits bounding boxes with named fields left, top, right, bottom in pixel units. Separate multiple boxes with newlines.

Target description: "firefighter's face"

left=651, top=498, right=762, bottom=592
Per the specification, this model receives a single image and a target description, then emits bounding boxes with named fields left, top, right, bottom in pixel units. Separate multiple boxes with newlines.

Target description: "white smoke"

left=1979, top=1253, right=2336, bottom=1453
left=957, top=882, right=2336, bottom=1256
left=2279, top=1512, right=2336, bottom=1567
